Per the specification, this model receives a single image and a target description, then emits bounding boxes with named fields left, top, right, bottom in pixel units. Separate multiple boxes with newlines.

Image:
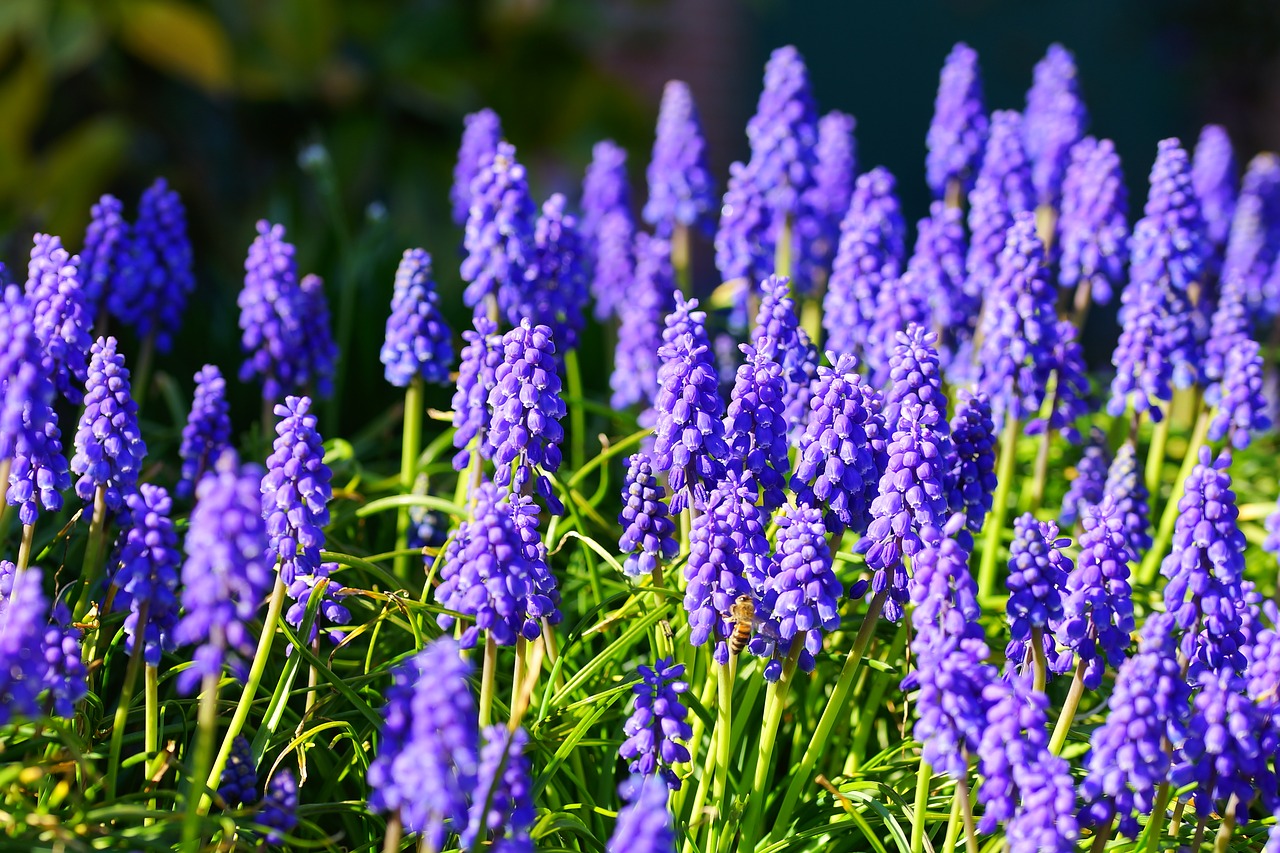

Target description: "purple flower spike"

left=1, top=286, right=42, bottom=463
left=1026, top=319, right=1091, bottom=444
left=1205, top=269, right=1253, bottom=385
left=966, top=110, right=1035, bottom=292
left=645, top=80, right=716, bottom=237
left=368, top=637, right=478, bottom=847
left=259, top=768, right=299, bottom=843
left=1024, top=43, right=1088, bottom=209
left=618, top=452, right=678, bottom=579
left=174, top=457, right=274, bottom=694
left=111, top=484, right=182, bottom=667
left=1058, top=137, right=1128, bottom=306
left=946, top=390, right=997, bottom=540
left=1229, top=153, right=1280, bottom=320
left=298, top=274, right=337, bottom=399
left=517, top=193, right=588, bottom=348
left=219, top=736, right=257, bottom=806
left=926, top=43, right=988, bottom=199
left=608, top=775, right=674, bottom=853
left=751, top=275, right=818, bottom=439
left=78, top=194, right=130, bottom=319
left=461, top=141, right=537, bottom=317
left=452, top=109, right=503, bottom=226
left=766, top=505, right=842, bottom=662
left=1060, top=428, right=1111, bottom=528
left=1004, top=514, right=1073, bottom=677
left=508, top=491, right=562, bottom=631
left=71, top=336, right=147, bottom=512
left=881, top=324, right=947, bottom=438
left=612, top=233, right=675, bottom=413
left=791, top=354, right=887, bottom=538
left=908, top=201, right=970, bottom=354
left=715, top=160, right=771, bottom=296
left=1206, top=337, right=1271, bottom=448
left=110, top=178, right=196, bottom=353
left=809, top=110, right=857, bottom=273
left=464, top=725, right=535, bottom=853
left=1266, top=496, right=1280, bottom=557
left=381, top=248, right=454, bottom=388
left=5, top=366, right=68, bottom=526
left=620, top=658, right=692, bottom=789
left=25, top=233, right=92, bottom=403
left=1192, top=124, right=1239, bottom=269
left=0, top=564, right=52, bottom=723
left=488, top=320, right=566, bottom=512
left=1056, top=498, right=1135, bottom=689
left=1102, top=440, right=1151, bottom=558
left=723, top=342, right=790, bottom=511
left=451, top=315, right=503, bottom=472
left=865, top=272, right=932, bottom=388
left=582, top=140, right=635, bottom=325
left=177, top=366, right=232, bottom=501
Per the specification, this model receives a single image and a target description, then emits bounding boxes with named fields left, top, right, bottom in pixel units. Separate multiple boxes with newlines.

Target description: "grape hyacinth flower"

left=258, top=769, right=298, bottom=844
left=1027, top=319, right=1091, bottom=444
left=262, top=397, right=331, bottom=585
left=926, top=42, right=988, bottom=200
left=585, top=142, right=637, bottom=322
left=41, top=603, right=87, bottom=719
left=723, top=342, right=790, bottom=511
left=1057, top=136, right=1128, bottom=307
left=1228, top=153, right=1280, bottom=320
left=487, top=320, right=566, bottom=512
left=519, top=193, right=588, bottom=348
left=966, top=110, right=1035, bottom=292
left=764, top=505, right=843, bottom=674
left=1247, top=625, right=1280, bottom=748
left=619, top=659, right=692, bottom=789
left=507, top=491, right=562, bottom=633
left=451, top=315, right=503, bottom=472
left=1004, top=514, right=1073, bottom=677
left=618, top=453, right=679, bottom=579
left=174, top=458, right=273, bottom=693
left=70, top=336, right=147, bottom=512
left=451, top=108, right=503, bottom=226
left=0, top=564, right=51, bottom=723
left=1205, top=269, right=1254, bottom=385
left=882, top=325, right=948, bottom=433
left=461, top=141, right=536, bottom=316
left=751, top=275, right=817, bottom=438
left=110, top=485, right=182, bottom=666
left=78, top=193, right=130, bottom=319
left=644, top=80, right=716, bottom=238
left=1023, top=43, right=1088, bottom=209
left=5, top=369, right=69, bottom=526
left=1206, top=337, right=1271, bottom=448
left=946, top=390, right=997, bottom=541
left=219, top=736, right=257, bottom=806
left=1102, top=440, right=1152, bottom=558
left=715, top=161, right=770, bottom=300
left=608, top=775, right=675, bottom=853
left=612, top=233, right=675, bottom=413
left=380, top=248, right=454, bottom=388
left=1060, top=428, right=1110, bottom=528
left=651, top=295, right=727, bottom=513
left=463, top=726, right=535, bottom=853
left=298, top=274, right=338, bottom=399
left=0, top=285, right=41, bottom=463
left=808, top=110, right=857, bottom=273
left=1266, top=497, right=1280, bottom=557
left=25, top=233, right=92, bottom=403
left=908, top=201, right=970, bottom=352
left=177, top=365, right=232, bottom=500
left=1192, top=124, right=1238, bottom=271
left=864, top=272, right=933, bottom=389
left=368, top=638, right=478, bottom=846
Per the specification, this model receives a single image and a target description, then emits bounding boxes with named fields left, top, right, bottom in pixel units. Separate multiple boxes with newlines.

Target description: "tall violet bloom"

left=1026, top=319, right=1091, bottom=444
left=451, top=108, right=503, bottom=226
left=487, top=320, right=567, bottom=512
left=584, top=141, right=636, bottom=322
left=723, top=342, right=790, bottom=511
left=808, top=110, right=857, bottom=274
left=865, top=272, right=933, bottom=388
left=1102, top=440, right=1152, bottom=558
left=110, top=484, right=182, bottom=666
left=1023, top=43, right=1088, bottom=209
left=607, top=775, right=674, bottom=853
left=368, top=637, right=478, bottom=847
left=297, top=274, right=338, bottom=399
left=464, top=726, right=536, bottom=853
left=517, top=193, right=588, bottom=348
left=1228, top=153, right=1280, bottom=319
left=612, top=233, right=675, bottom=413
left=644, top=80, right=716, bottom=237
left=1192, top=124, right=1239, bottom=272
left=908, top=201, right=970, bottom=353
left=238, top=221, right=318, bottom=400
left=78, top=193, right=130, bottom=319
left=177, top=365, right=232, bottom=501
left=966, top=110, right=1035, bottom=293
left=926, top=42, right=988, bottom=200
left=1, top=286, right=40, bottom=463
left=0, top=564, right=51, bottom=723
left=1056, top=498, right=1135, bottom=688
left=258, top=769, right=299, bottom=844
left=451, top=316, right=502, bottom=471
left=762, top=505, right=843, bottom=678
left=1205, top=269, right=1254, bottom=385
left=219, top=736, right=257, bottom=806
left=461, top=141, right=536, bottom=317
left=1057, top=136, right=1127, bottom=307
left=70, top=336, right=147, bottom=512
left=1206, top=337, right=1271, bottom=448
left=619, top=659, right=692, bottom=789
left=751, top=275, right=817, bottom=438
left=174, top=458, right=274, bottom=693
left=1060, top=428, right=1111, bottom=528
left=1004, top=514, right=1072, bottom=677
left=618, top=452, right=678, bottom=579
left=1108, top=139, right=1206, bottom=418
left=5, top=365, right=67, bottom=525
left=25, top=233, right=92, bottom=403
left=651, top=295, right=727, bottom=513
left=791, top=354, right=887, bottom=538
left=946, top=390, right=997, bottom=541
left=380, top=248, right=454, bottom=388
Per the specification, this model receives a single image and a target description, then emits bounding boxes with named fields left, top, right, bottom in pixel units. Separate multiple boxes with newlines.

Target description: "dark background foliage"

left=2, top=0, right=1277, bottom=436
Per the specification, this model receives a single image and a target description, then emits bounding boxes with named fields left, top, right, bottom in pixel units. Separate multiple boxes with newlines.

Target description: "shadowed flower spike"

left=110, top=178, right=196, bottom=353
left=1205, top=268, right=1254, bottom=387
left=5, top=345, right=68, bottom=525
left=966, top=110, right=1035, bottom=292
left=41, top=605, right=87, bottom=720
left=752, top=275, right=817, bottom=438
left=882, top=325, right=947, bottom=436
left=70, top=336, right=147, bottom=512
left=1024, top=43, right=1088, bottom=208
left=518, top=193, right=589, bottom=348
left=612, top=234, right=675, bottom=413
left=809, top=110, right=857, bottom=273
left=1060, top=428, right=1110, bottom=528
left=608, top=775, right=675, bottom=853
left=78, top=193, right=130, bottom=320
left=866, top=275, right=933, bottom=389
left=174, top=458, right=273, bottom=693
left=583, top=140, right=635, bottom=321
left=507, top=491, right=562, bottom=631
left=452, top=109, right=503, bottom=226
left=619, top=659, right=692, bottom=789
left=177, top=365, right=232, bottom=500
left=25, top=233, right=92, bottom=403
left=1056, top=498, right=1135, bottom=689
left=1192, top=124, right=1238, bottom=270
left=723, top=341, right=790, bottom=511
left=1, top=286, right=42, bottom=463
left=0, top=563, right=51, bottom=723
left=977, top=212, right=1059, bottom=428
left=645, top=81, right=716, bottom=237
left=766, top=505, right=843, bottom=667
left=946, top=390, right=997, bottom=541
left=1246, top=626, right=1280, bottom=752
left=1266, top=496, right=1280, bottom=557
left=110, top=484, right=182, bottom=667
left=926, top=43, right=988, bottom=199
left=1206, top=337, right=1271, bottom=448
left=219, top=736, right=257, bottom=806
left=1161, top=447, right=1249, bottom=675
left=368, top=637, right=478, bottom=847
left=298, top=274, right=338, bottom=399
left=1058, top=137, right=1128, bottom=307
left=1102, top=440, right=1151, bottom=558
left=461, top=141, right=537, bottom=316
left=380, top=248, right=454, bottom=388
left=258, top=769, right=298, bottom=844
left=1004, top=514, right=1073, bottom=676
left=464, top=725, right=535, bottom=853
left=651, top=295, right=727, bottom=513
left=715, top=161, right=770, bottom=301
left=618, top=453, right=679, bottom=579
left=451, top=315, right=503, bottom=471
left=908, top=201, right=970, bottom=352
left=1222, top=152, right=1280, bottom=318
left=1026, top=319, right=1091, bottom=443
left=487, top=320, right=567, bottom=512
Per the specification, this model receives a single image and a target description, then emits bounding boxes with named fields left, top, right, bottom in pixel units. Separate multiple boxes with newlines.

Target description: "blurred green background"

left=1, top=0, right=1277, bottom=437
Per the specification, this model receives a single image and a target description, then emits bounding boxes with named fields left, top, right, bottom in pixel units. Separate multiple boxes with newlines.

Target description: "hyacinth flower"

left=651, top=295, right=727, bottom=513
left=256, top=768, right=299, bottom=844
left=645, top=80, right=716, bottom=247
left=751, top=275, right=817, bottom=439
left=1266, top=498, right=1280, bottom=558
left=219, top=736, right=257, bottom=807
left=464, top=725, right=536, bottom=852
left=965, top=110, right=1035, bottom=301
left=1, top=285, right=40, bottom=463
left=584, top=140, right=636, bottom=320
left=907, top=201, right=970, bottom=361
left=297, top=273, right=338, bottom=400
left=926, top=42, right=988, bottom=203
left=1098, top=444, right=1150, bottom=566
left=1024, top=319, right=1091, bottom=509
left=1246, top=625, right=1280, bottom=750
left=0, top=564, right=52, bottom=723
left=619, top=659, right=692, bottom=789
left=868, top=271, right=937, bottom=388
left=451, top=108, right=503, bottom=226
left=25, top=233, right=92, bottom=403
left=108, top=178, right=196, bottom=355
left=723, top=341, right=790, bottom=511
left=487, top=320, right=567, bottom=513
left=5, top=363, right=68, bottom=534
left=1205, top=268, right=1255, bottom=388
left=516, top=193, right=588, bottom=350
left=461, top=141, right=536, bottom=319
left=1057, top=136, right=1128, bottom=317
left=1192, top=124, right=1238, bottom=279
left=1004, top=514, right=1073, bottom=689
left=945, top=390, right=997, bottom=544
left=791, top=353, right=887, bottom=538
left=111, top=484, right=182, bottom=667
left=1223, top=152, right=1280, bottom=320
left=78, top=193, right=130, bottom=320
left=177, top=365, right=232, bottom=500
left=822, top=166, right=906, bottom=363
left=451, top=315, right=503, bottom=474
left=761, top=504, right=844, bottom=675
left=612, top=233, right=676, bottom=415
left=1206, top=336, right=1271, bottom=448
left=618, top=453, right=679, bottom=580
left=808, top=110, right=857, bottom=277
left=607, top=775, right=674, bottom=853
left=1023, top=43, right=1088, bottom=215
left=507, top=489, right=562, bottom=636
left=1060, top=428, right=1110, bottom=528
left=368, top=637, right=478, bottom=846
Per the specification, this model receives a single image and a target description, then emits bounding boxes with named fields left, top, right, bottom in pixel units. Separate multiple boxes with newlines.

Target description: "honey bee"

left=727, top=594, right=757, bottom=656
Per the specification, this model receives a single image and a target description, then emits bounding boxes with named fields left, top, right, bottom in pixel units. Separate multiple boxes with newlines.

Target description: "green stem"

left=479, top=634, right=498, bottom=729
left=944, top=178, right=963, bottom=211
left=1211, top=795, right=1239, bottom=853
left=1190, top=814, right=1207, bottom=852
left=511, top=637, right=527, bottom=715
left=1144, top=408, right=1171, bottom=500
left=1030, top=626, right=1048, bottom=693
left=564, top=349, right=586, bottom=473
left=673, top=223, right=692, bottom=296
left=770, top=590, right=886, bottom=841
left=775, top=215, right=792, bottom=279
left=182, top=672, right=220, bottom=851
left=708, top=661, right=733, bottom=853
left=1029, top=424, right=1053, bottom=513
left=910, top=758, right=932, bottom=853
left=73, top=485, right=110, bottom=622
left=16, top=522, right=34, bottom=573
left=800, top=298, right=823, bottom=354
left=145, top=664, right=159, bottom=822
left=1048, top=659, right=1087, bottom=754
left=1143, top=783, right=1172, bottom=851
left=106, top=604, right=148, bottom=799
left=957, top=772, right=979, bottom=853
left=681, top=715, right=719, bottom=853
left=742, top=639, right=802, bottom=851
left=1139, top=408, right=1210, bottom=586
left=0, top=458, right=11, bottom=542
left=395, top=378, right=425, bottom=582
left=942, top=788, right=961, bottom=853
left=1035, top=204, right=1058, bottom=252
left=1089, top=817, right=1113, bottom=853
left=1072, top=276, right=1094, bottom=330
left=978, top=417, right=1021, bottom=599
left=382, top=814, right=403, bottom=853
left=200, top=576, right=288, bottom=815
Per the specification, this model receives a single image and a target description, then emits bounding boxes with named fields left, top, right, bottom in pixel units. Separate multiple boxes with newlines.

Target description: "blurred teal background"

left=1, top=0, right=1276, bottom=435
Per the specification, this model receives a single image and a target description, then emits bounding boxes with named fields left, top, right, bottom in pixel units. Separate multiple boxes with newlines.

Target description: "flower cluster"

left=926, top=42, right=987, bottom=199
left=177, top=365, right=232, bottom=500
left=452, top=109, right=503, bottom=225
left=111, top=484, right=182, bottom=667
left=380, top=248, right=454, bottom=388
left=763, top=505, right=842, bottom=675
left=1004, top=514, right=1072, bottom=676
left=584, top=140, right=635, bottom=321
left=945, top=390, right=997, bottom=539
left=1056, top=498, right=1135, bottom=688
left=723, top=342, right=790, bottom=510
left=619, top=659, right=692, bottom=789
left=618, top=453, right=679, bottom=579
left=1023, top=43, right=1088, bottom=209
left=25, top=233, right=92, bottom=403
left=1057, top=136, right=1127, bottom=306
left=451, top=316, right=503, bottom=471
left=644, top=80, right=716, bottom=237
left=1060, top=429, right=1110, bottom=528
left=71, top=336, right=147, bottom=512
left=461, top=141, right=537, bottom=317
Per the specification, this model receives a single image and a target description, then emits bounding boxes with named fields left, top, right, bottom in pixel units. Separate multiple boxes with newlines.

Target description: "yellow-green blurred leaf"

left=28, top=116, right=128, bottom=237
left=0, top=52, right=50, bottom=178
left=117, top=0, right=232, bottom=94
